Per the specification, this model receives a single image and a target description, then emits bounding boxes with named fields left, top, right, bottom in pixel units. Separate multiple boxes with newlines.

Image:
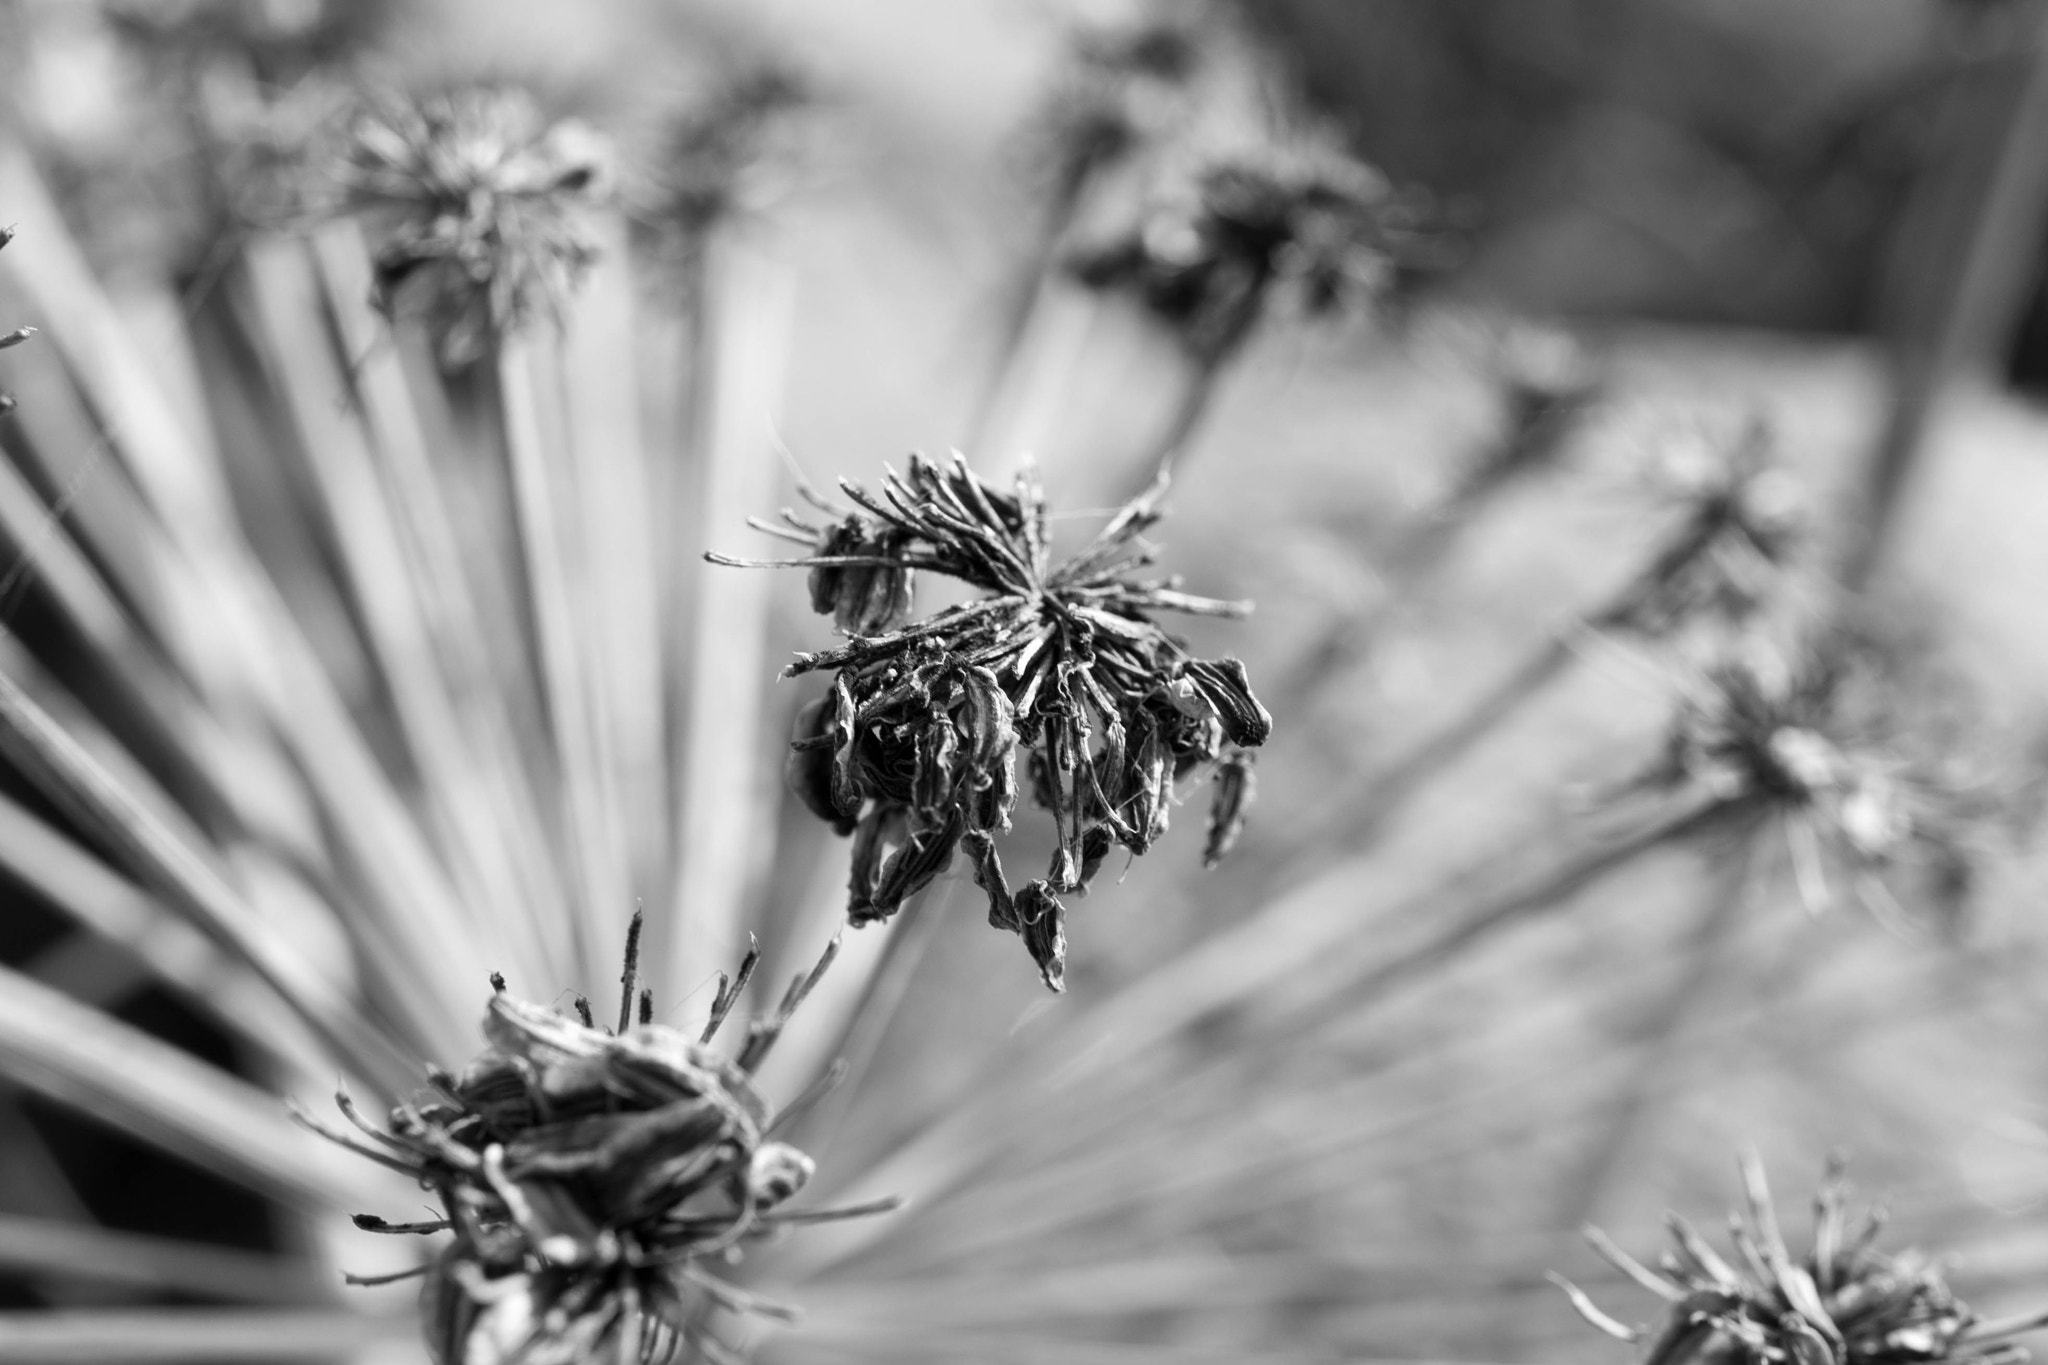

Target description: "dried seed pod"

left=304, top=922, right=887, bottom=1365
left=713, top=453, right=1273, bottom=989
left=336, top=84, right=610, bottom=368
left=1556, top=1152, right=2045, bottom=1365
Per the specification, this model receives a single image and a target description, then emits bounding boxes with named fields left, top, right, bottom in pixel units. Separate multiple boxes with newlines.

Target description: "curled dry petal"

left=1013, top=880, right=1068, bottom=993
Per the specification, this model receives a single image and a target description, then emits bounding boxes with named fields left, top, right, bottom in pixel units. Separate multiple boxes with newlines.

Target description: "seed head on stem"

left=1556, top=1151, right=2047, bottom=1365
left=714, top=453, right=1271, bottom=991
left=1625, top=634, right=2024, bottom=934
left=300, top=918, right=887, bottom=1365
left=337, top=83, right=610, bottom=368
left=1067, top=132, right=1422, bottom=365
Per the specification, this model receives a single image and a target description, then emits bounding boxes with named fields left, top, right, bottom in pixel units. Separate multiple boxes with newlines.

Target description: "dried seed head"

left=716, top=453, right=1272, bottom=990
left=307, top=925, right=884, bottom=1365
left=1067, top=134, right=1419, bottom=362
left=337, top=84, right=610, bottom=369
left=1558, top=1152, right=2043, bottom=1365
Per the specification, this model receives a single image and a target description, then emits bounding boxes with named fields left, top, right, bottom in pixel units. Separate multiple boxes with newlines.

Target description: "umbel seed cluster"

left=718, top=452, right=1272, bottom=991
left=305, top=921, right=872, bottom=1365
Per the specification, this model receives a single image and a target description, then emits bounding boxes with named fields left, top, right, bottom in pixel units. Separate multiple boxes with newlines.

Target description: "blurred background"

left=4, top=1, right=2048, bottom=1362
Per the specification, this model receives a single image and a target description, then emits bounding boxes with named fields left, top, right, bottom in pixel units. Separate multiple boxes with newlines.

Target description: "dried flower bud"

left=713, top=453, right=1272, bottom=990
left=1067, top=136, right=1418, bottom=362
left=1557, top=1152, right=2045, bottom=1365
left=304, top=922, right=887, bottom=1365
left=337, top=84, right=609, bottom=368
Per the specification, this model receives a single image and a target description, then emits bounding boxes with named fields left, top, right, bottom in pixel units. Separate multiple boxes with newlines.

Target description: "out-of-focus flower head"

left=1598, top=418, right=1807, bottom=638
left=1640, top=634, right=2020, bottom=934
left=1557, top=1151, right=2047, bottom=1365
left=1422, top=310, right=1607, bottom=502
left=304, top=922, right=885, bottom=1365
left=715, top=454, right=1271, bottom=991
left=1028, top=3, right=1216, bottom=219
left=101, top=0, right=376, bottom=74
left=336, top=84, right=611, bottom=369
left=1067, top=131, right=1423, bottom=362
left=640, top=61, right=811, bottom=252
left=0, top=0, right=378, bottom=278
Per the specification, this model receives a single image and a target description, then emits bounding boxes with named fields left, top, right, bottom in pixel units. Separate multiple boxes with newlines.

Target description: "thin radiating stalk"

left=242, top=235, right=556, bottom=992
left=1126, top=345, right=1228, bottom=498
left=852, top=903, right=1987, bottom=1278
left=779, top=790, right=1730, bottom=1277
left=0, top=146, right=486, bottom=1048
left=0, top=1216, right=328, bottom=1304
left=1850, top=2, right=2048, bottom=588
left=970, top=280, right=1103, bottom=461
left=667, top=232, right=796, bottom=994
left=0, top=787, right=328, bottom=1073
left=560, top=212, right=669, bottom=944
left=0, top=1310, right=409, bottom=1363
left=1549, top=813, right=1767, bottom=1231
left=310, top=222, right=574, bottom=991
left=776, top=882, right=958, bottom=1160
left=1292, top=626, right=1585, bottom=854
left=498, top=325, right=626, bottom=988
left=0, top=660, right=413, bottom=1093
left=0, top=957, right=390, bottom=1212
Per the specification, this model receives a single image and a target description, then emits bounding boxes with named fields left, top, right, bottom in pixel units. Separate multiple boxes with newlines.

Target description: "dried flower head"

left=715, top=453, right=1271, bottom=991
left=1066, top=134, right=1415, bottom=361
left=303, top=918, right=888, bottom=1365
left=1557, top=1152, right=2046, bottom=1365
left=337, top=84, right=610, bottom=368
left=1600, top=419, right=1806, bottom=638
left=1640, top=637, right=2015, bottom=932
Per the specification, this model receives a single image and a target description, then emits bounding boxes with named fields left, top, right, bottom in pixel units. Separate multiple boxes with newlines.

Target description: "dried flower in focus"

left=304, top=920, right=884, bottom=1365
left=716, top=454, right=1270, bottom=991
left=1558, top=1151, right=2047, bottom=1365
